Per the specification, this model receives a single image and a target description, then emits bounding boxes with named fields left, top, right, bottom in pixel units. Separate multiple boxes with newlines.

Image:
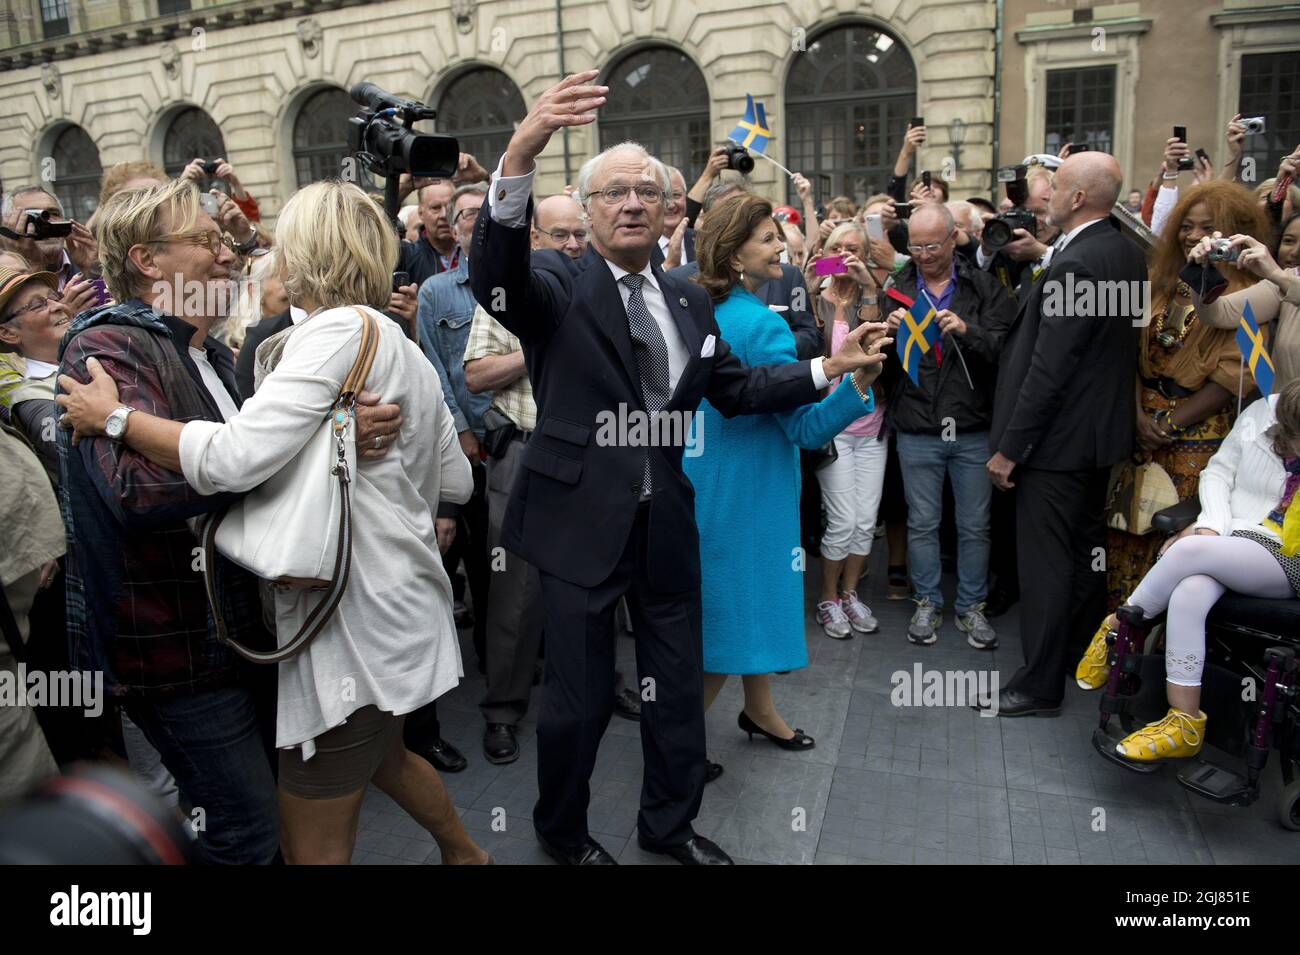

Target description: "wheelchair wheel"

left=1278, top=779, right=1300, bottom=832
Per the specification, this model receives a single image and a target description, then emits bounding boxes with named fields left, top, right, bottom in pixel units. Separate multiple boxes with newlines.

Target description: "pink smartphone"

left=815, top=255, right=847, bottom=276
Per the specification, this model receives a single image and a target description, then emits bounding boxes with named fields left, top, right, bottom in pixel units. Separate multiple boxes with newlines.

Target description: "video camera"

left=349, top=82, right=460, bottom=218
left=0, top=207, right=73, bottom=242
left=983, top=164, right=1036, bottom=252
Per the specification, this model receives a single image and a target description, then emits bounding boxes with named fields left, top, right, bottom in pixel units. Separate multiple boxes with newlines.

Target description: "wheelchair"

left=1091, top=499, right=1300, bottom=831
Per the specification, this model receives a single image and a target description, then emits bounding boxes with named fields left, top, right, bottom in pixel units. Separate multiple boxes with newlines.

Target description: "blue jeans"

left=895, top=429, right=992, bottom=613
left=127, top=684, right=278, bottom=864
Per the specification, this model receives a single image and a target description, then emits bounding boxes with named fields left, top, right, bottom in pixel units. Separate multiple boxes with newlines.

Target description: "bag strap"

left=202, top=307, right=380, bottom=664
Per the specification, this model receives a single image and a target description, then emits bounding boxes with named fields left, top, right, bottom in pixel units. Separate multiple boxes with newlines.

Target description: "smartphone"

left=814, top=255, right=847, bottom=276
left=910, top=116, right=925, bottom=130
left=921, top=170, right=932, bottom=190
left=1069, top=143, right=1090, bottom=153
left=1173, top=125, right=1194, bottom=171
left=197, top=192, right=220, bottom=216
left=391, top=270, right=410, bottom=293
left=1195, top=147, right=1211, bottom=165
left=865, top=213, right=885, bottom=242
left=893, top=201, right=913, bottom=220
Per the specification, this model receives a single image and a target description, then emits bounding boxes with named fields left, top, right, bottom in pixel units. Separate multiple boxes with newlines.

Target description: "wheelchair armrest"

left=1151, top=497, right=1200, bottom=535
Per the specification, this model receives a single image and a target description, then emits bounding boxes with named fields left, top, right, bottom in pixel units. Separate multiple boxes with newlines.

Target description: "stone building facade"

left=0, top=0, right=1295, bottom=226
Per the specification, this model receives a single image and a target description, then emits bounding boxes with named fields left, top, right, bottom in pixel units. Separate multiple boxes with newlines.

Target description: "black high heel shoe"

left=738, top=711, right=815, bottom=751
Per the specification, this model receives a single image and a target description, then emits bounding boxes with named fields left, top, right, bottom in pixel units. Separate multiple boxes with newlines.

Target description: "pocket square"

left=700, top=334, right=716, bottom=358
left=768, top=304, right=789, bottom=312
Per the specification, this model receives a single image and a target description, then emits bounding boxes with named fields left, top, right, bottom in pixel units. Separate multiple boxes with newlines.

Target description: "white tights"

left=1127, top=534, right=1293, bottom=687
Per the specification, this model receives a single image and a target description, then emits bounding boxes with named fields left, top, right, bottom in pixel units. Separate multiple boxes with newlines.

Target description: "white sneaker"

left=839, top=590, right=879, bottom=634
left=907, top=597, right=940, bottom=645
left=816, top=600, right=853, bottom=639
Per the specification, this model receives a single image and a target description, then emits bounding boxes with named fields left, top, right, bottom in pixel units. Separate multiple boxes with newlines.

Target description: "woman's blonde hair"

left=1269, top=377, right=1300, bottom=458
left=94, top=178, right=201, bottom=302
left=826, top=221, right=867, bottom=251
left=217, top=249, right=278, bottom=350
left=98, top=160, right=167, bottom=207
left=274, top=180, right=398, bottom=311
left=693, top=193, right=776, bottom=302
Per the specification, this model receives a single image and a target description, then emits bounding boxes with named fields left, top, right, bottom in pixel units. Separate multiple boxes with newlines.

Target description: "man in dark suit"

left=470, top=72, right=885, bottom=865
left=984, top=152, right=1144, bottom=716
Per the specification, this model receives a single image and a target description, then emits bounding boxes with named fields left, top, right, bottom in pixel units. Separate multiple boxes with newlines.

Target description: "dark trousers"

left=447, top=463, right=491, bottom=666
left=990, top=484, right=1018, bottom=595
left=480, top=438, right=545, bottom=725
left=534, top=504, right=706, bottom=849
left=1008, top=465, right=1110, bottom=702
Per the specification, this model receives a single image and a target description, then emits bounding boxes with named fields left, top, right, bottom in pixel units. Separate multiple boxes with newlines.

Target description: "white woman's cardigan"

left=1195, top=393, right=1287, bottom=540
left=179, top=306, right=472, bottom=757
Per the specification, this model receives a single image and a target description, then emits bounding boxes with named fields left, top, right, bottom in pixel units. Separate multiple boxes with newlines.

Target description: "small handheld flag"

left=900, top=290, right=942, bottom=386
left=728, top=95, right=772, bottom=154
left=1236, top=301, right=1276, bottom=397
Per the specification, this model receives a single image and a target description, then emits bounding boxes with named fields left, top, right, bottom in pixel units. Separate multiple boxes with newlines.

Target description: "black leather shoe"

left=483, top=722, right=519, bottom=764
left=972, top=688, right=1062, bottom=718
left=613, top=687, right=641, bottom=721
left=638, top=834, right=734, bottom=865
left=415, top=736, right=468, bottom=772
left=536, top=831, right=618, bottom=865
left=984, top=587, right=1020, bottom=619
left=704, top=760, right=724, bottom=784
left=738, top=711, right=814, bottom=750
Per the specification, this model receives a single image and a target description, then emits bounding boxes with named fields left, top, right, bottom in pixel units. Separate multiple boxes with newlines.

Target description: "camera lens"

left=983, top=218, right=1013, bottom=250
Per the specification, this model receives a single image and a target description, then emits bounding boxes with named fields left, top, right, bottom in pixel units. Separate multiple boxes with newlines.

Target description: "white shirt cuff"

left=488, top=157, right=536, bottom=228
left=811, top=356, right=831, bottom=390
left=976, top=245, right=992, bottom=269
left=177, top=418, right=226, bottom=497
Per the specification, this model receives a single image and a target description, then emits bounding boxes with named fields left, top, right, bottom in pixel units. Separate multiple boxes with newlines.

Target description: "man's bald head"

left=1047, top=151, right=1123, bottom=229
left=532, top=193, right=588, bottom=259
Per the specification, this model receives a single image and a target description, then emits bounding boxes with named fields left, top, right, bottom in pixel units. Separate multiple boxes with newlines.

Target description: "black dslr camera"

left=349, top=82, right=460, bottom=218
left=983, top=164, right=1036, bottom=252
left=722, top=142, right=755, bottom=174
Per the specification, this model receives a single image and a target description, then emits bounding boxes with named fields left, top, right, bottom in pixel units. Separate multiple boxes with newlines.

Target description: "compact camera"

left=1207, top=238, right=1241, bottom=263
left=1241, top=116, right=1266, bottom=135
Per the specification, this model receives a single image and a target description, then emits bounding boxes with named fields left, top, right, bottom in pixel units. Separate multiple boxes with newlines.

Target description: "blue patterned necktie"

left=621, top=273, right=671, bottom=494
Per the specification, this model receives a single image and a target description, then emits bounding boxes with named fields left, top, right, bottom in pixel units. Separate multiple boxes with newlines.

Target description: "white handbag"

left=200, top=307, right=380, bottom=664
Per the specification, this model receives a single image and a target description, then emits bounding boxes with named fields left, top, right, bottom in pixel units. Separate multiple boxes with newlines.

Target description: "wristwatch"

left=104, top=406, right=134, bottom=441
left=232, top=224, right=259, bottom=255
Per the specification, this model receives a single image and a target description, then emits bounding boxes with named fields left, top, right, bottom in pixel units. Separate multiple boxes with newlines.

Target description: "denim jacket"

left=417, top=256, right=492, bottom=438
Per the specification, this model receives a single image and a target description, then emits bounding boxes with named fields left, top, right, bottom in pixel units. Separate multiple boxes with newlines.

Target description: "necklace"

left=1154, top=281, right=1197, bottom=348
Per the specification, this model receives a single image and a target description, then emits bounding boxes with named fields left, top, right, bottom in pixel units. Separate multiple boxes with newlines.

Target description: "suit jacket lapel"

left=655, top=264, right=702, bottom=406
left=582, top=247, right=642, bottom=396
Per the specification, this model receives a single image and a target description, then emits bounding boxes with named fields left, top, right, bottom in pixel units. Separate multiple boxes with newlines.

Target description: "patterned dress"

left=1106, top=300, right=1241, bottom=610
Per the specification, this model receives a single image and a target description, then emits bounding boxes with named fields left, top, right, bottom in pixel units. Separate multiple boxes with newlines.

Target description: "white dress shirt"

left=486, top=158, right=832, bottom=390
left=1054, top=215, right=1109, bottom=254
left=188, top=347, right=240, bottom=422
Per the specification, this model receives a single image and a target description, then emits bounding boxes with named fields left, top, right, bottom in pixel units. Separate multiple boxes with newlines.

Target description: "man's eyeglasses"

left=1, top=288, right=62, bottom=322
left=585, top=185, right=666, bottom=206
left=545, top=229, right=588, bottom=244
left=906, top=235, right=953, bottom=256
left=146, top=230, right=235, bottom=256
left=453, top=208, right=481, bottom=224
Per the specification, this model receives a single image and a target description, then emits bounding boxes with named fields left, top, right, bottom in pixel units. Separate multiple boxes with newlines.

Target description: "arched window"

left=163, top=107, right=227, bottom=179
left=49, top=125, right=101, bottom=221
left=293, top=87, right=371, bottom=188
left=600, top=46, right=710, bottom=176
left=784, top=24, right=916, bottom=206
left=436, top=67, right=526, bottom=169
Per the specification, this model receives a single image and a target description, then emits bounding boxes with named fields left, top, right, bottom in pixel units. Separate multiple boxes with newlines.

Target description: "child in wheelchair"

left=1074, top=378, right=1300, bottom=763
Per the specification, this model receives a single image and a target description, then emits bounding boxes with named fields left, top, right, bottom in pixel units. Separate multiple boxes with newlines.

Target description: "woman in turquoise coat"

left=686, top=194, right=888, bottom=752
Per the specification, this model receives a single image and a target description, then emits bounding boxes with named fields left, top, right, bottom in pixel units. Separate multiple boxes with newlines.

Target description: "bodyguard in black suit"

left=985, top=152, right=1145, bottom=716
left=470, top=72, right=885, bottom=864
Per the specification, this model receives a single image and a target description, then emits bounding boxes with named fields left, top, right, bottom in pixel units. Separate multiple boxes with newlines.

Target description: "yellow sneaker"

left=1075, top=617, right=1115, bottom=690
left=1115, top=708, right=1207, bottom=762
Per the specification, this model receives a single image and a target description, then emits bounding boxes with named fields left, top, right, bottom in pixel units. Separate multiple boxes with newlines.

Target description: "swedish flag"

left=900, top=293, right=942, bottom=387
left=1236, top=301, right=1276, bottom=397
left=727, top=95, right=772, bottom=154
